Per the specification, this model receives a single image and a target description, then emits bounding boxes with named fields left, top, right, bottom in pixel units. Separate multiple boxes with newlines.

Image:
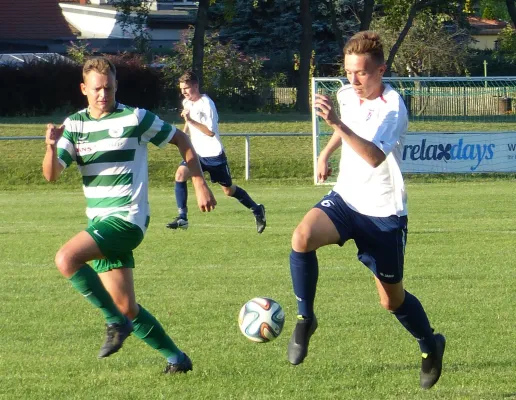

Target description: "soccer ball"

left=238, top=297, right=285, bottom=343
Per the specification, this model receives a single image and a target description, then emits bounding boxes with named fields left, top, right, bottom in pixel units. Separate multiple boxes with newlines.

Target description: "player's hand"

left=45, top=124, right=65, bottom=147
left=180, top=109, right=191, bottom=122
left=314, top=94, right=340, bottom=126
left=317, top=157, right=333, bottom=182
left=195, top=183, right=217, bottom=212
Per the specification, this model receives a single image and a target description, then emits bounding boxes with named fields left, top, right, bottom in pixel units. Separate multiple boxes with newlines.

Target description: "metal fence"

left=0, top=133, right=310, bottom=181
left=315, top=76, right=516, bottom=122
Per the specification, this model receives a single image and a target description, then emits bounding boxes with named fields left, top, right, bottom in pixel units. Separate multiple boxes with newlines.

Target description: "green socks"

left=69, top=265, right=125, bottom=325
left=132, top=305, right=182, bottom=361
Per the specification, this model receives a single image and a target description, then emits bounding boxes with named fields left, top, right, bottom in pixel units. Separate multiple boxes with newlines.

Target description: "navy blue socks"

left=231, top=186, right=259, bottom=213
left=393, top=290, right=437, bottom=354
left=175, top=181, right=188, bottom=219
left=290, top=249, right=319, bottom=319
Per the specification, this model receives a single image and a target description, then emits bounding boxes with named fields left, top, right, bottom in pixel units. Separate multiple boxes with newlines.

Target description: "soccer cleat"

left=254, top=204, right=266, bottom=234
left=164, top=353, right=193, bottom=374
left=166, top=217, right=189, bottom=230
left=420, top=333, right=446, bottom=389
left=287, top=315, right=318, bottom=365
left=98, top=318, right=133, bottom=359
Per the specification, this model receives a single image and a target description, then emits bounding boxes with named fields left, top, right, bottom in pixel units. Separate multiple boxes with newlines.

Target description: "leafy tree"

left=373, top=11, right=471, bottom=76
left=377, top=0, right=464, bottom=75
left=360, top=0, right=375, bottom=30
left=478, top=0, right=509, bottom=20
left=505, top=0, right=516, bottom=27
left=161, top=28, right=267, bottom=104
left=192, top=0, right=211, bottom=89
left=297, top=0, right=313, bottom=113
left=110, top=0, right=152, bottom=57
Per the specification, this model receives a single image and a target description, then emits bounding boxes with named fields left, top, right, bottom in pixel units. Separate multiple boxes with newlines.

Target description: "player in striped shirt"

left=42, top=57, right=216, bottom=374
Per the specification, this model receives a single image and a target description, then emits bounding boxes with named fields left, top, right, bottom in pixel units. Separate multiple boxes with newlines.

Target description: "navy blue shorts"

left=180, top=156, right=233, bottom=187
left=314, top=191, right=407, bottom=284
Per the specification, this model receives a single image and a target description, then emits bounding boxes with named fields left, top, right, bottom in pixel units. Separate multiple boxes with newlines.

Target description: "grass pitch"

left=1, top=182, right=515, bottom=399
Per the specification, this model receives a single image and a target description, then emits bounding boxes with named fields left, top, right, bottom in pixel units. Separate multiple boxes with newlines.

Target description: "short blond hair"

left=344, top=31, right=385, bottom=65
left=82, top=57, right=116, bottom=81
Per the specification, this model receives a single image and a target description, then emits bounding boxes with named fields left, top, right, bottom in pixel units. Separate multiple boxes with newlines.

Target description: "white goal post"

left=312, top=76, right=516, bottom=184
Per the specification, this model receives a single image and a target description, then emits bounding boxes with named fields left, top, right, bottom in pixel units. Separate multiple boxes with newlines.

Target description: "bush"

left=0, top=53, right=164, bottom=116
left=0, top=57, right=83, bottom=116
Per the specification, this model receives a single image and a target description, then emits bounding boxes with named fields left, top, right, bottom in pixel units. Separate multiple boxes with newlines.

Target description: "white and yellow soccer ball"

left=238, top=297, right=285, bottom=343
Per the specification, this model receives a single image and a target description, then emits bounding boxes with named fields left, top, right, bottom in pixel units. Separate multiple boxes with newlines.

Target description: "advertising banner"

left=402, top=132, right=516, bottom=173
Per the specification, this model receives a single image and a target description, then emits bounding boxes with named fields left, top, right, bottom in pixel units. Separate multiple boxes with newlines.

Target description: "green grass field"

left=2, top=112, right=516, bottom=188
left=1, top=182, right=515, bottom=400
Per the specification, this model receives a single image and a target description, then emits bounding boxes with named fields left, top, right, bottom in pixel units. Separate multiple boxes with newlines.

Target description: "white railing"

left=0, top=133, right=311, bottom=181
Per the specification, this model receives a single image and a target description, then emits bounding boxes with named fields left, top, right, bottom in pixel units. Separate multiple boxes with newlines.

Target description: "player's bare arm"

left=182, top=109, right=215, bottom=137
left=317, top=132, right=342, bottom=182
left=314, top=94, right=386, bottom=168
left=42, top=123, right=65, bottom=181
left=170, top=129, right=217, bottom=212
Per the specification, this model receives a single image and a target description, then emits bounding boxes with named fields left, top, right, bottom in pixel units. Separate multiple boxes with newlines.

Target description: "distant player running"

left=286, top=32, right=445, bottom=389
left=166, top=71, right=266, bottom=233
left=43, top=57, right=216, bottom=374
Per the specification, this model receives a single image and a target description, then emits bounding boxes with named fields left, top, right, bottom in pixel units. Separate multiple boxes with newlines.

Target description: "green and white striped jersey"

left=56, top=103, right=176, bottom=234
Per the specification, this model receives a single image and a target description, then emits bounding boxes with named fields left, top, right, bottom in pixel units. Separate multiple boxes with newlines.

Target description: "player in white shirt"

left=166, top=71, right=266, bottom=233
left=286, top=32, right=445, bottom=389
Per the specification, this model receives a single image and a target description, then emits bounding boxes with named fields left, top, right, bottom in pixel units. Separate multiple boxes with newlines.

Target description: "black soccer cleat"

left=98, top=318, right=133, bottom=359
left=287, top=315, right=318, bottom=365
left=254, top=204, right=266, bottom=234
left=164, top=353, right=193, bottom=374
left=166, top=217, right=189, bottom=230
left=420, top=333, right=446, bottom=389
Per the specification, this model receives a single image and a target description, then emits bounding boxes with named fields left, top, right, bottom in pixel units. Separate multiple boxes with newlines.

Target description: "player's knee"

left=291, top=225, right=313, bottom=252
left=222, top=185, right=234, bottom=196
left=54, top=248, right=77, bottom=277
left=380, top=296, right=403, bottom=312
left=175, top=168, right=188, bottom=182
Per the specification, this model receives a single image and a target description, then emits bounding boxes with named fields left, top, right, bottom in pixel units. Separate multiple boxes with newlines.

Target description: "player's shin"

left=174, top=181, right=188, bottom=219
left=289, top=250, right=319, bottom=319
left=69, top=265, right=125, bottom=324
left=231, top=186, right=258, bottom=211
left=132, top=305, right=184, bottom=363
left=392, top=290, right=437, bottom=354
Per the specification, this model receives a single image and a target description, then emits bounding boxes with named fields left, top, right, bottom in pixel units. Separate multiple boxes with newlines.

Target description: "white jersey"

left=183, top=94, right=224, bottom=157
left=333, top=84, right=408, bottom=217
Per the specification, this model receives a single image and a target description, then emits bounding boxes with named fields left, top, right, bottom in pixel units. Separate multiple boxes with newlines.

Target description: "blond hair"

left=344, top=31, right=385, bottom=65
left=82, top=57, right=116, bottom=81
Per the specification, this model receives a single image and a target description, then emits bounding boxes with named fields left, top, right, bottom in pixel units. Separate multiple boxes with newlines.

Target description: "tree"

left=297, top=0, right=313, bottom=113
left=360, top=0, right=375, bottom=30
left=379, top=0, right=463, bottom=75
left=111, top=0, right=152, bottom=57
left=374, top=12, right=471, bottom=76
left=506, top=0, right=516, bottom=27
left=192, top=0, right=211, bottom=89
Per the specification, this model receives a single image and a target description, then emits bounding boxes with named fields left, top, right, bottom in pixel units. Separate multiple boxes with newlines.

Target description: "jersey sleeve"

left=134, top=108, right=176, bottom=148
left=198, top=98, right=218, bottom=133
left=56, top=118, right=77, bottom=169
left=370, top=101, right=408, bottom=156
